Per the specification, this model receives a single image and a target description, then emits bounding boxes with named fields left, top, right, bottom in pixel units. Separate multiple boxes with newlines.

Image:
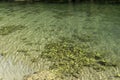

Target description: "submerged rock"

left=39, top=37, right=118, bottom=78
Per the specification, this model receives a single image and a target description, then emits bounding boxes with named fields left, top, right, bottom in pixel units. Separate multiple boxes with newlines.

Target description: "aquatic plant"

left=40, top=37, right=117, bottom=78
left=0, top=25, right=26, bottom=35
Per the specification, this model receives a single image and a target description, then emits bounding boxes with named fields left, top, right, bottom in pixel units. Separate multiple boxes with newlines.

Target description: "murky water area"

left=0, top=2, right=120, bottom=80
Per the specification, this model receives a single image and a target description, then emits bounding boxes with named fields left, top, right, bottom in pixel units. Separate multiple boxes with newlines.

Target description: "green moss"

left=0, top=25, right=26, bottom=35
left=40, top=37, right=116, bottom=78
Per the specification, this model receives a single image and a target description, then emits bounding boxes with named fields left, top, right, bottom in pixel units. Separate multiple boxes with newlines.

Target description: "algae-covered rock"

left=39, top=37, right=117, bottom=78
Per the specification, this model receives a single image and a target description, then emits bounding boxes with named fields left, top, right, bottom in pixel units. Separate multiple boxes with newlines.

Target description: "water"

left=0, top=3, right=120, bottom=80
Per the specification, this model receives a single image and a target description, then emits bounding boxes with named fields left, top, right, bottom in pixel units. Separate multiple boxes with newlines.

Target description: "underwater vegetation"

left=40, top=37, right=117, bottom=79
left=0, top=25, right=26, bottom=35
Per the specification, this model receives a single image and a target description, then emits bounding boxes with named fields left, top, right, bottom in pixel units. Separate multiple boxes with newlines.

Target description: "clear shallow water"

left=0, top=3, right=120, bottom=80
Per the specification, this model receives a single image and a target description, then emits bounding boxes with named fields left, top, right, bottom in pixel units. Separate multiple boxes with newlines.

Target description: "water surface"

left=0, top=3, right=120, bottom=80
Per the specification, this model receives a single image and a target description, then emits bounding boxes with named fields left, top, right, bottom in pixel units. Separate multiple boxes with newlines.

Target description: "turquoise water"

left=0, top=3, right=120, bottom=80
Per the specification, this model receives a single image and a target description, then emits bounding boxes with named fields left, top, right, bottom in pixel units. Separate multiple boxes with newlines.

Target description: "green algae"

left=0, top=25, right=26, bottom=35
left=40, top=37, right=117, bottom=78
